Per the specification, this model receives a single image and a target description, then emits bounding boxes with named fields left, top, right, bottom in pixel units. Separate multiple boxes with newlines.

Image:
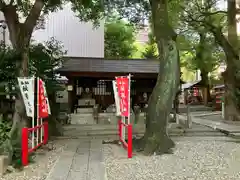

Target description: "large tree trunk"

left=0, top=2, right=44, bottom=162
left=135, top=0, right=180, bottom=155
left=200, top=69, right=211, bottom=104
left=222, top=65, right=240, bottom=121
left=9, top=52, right=29, bottom=136
left=143, top=39, right=180, bottom=155
left=204, top=0, right=240, bottom=120
left=196, top=32, right=211, bottom=104
left=223, top=0, right=240, bottom=120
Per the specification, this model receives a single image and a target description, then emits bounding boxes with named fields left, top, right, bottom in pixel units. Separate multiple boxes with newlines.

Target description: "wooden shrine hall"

left=57, top=57, right=159, bottom=113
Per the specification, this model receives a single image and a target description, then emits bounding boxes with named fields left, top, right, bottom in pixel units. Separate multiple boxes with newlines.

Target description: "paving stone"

left=46, top=139, right=106, bottom=180
left=67, top=169, right=88, bottom=180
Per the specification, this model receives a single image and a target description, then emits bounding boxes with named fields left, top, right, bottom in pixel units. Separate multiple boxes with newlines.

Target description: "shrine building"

left=57, top=57, right=159, bottom=113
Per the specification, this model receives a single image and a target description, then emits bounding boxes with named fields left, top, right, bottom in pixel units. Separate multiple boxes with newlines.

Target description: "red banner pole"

left=21, top=127, right=29, bottom=166
left=128, top=74, right=131, bottom=124
left=128, top=124, right=132, bottom=158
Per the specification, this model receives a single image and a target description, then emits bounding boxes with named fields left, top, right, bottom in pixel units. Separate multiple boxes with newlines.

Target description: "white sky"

left=216, top=0, right=227, bottom=10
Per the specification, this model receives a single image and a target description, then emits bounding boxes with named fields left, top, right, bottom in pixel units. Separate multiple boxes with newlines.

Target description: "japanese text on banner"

left=115, top=76, right=129, bottom=117
left=18, top=77, right=35, bottom=117
left=38, top=79, right=50, bottom=118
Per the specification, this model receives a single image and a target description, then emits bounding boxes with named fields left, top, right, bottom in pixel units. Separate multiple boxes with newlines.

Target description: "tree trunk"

left=196, top=32, right=211, bottom=104
left=210, top=31, right=240, bottom=120
left=48, top=93, right=63, bottom=136
left=9, top=51, right=29, bottom=137
left=143, top=39, right=179, bottom=155
left=0, top=51, right=29, bottom=162
left=135, top=0, right=180, bottom=155
left=0, top=2, right=44, bottom=162
left=223, top=0, right=240, bottom=120
left=203, top=0, right=240, bottom=120
left=222, top=56, right=240, bottom=121
left=200, top=69, right=211, bottom=104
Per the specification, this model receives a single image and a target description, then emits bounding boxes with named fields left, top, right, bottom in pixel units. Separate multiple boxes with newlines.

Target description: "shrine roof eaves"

left=57, top=56, right=159, bottom=74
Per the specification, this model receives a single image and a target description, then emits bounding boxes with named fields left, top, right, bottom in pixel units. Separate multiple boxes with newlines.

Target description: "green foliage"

left=142, top=44, right=158, bottom=59
left=0, top=119, right=11, bottom=143
left=0, top=38, right=65, bottom=96
left=104, top=0, right=150, bottom=25
left=0, top=46, right=19, bottom=86
left=104, top=17, right=137, bottom=58
left=30, top=37, right=66, bottom=95
left=141, top=32, right=158, bottom=59
left=178, top=21, right=225, bottom=78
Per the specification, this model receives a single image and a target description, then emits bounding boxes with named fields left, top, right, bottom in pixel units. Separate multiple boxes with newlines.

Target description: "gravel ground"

left=104, top=137, right=240, bottom=180
left=0, top=139, right=66, bottom=180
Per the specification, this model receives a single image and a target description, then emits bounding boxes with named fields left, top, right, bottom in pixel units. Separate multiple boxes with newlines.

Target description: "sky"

left=216, top=0, right=227, bottom=10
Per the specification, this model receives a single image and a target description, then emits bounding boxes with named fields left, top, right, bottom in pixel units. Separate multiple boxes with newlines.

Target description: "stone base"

left=76, top=108, right=93, bottom=113
left=0, top=155, right=8, bottom=176
left=71, top=113, right=95, bottom=124
left=98, top=113, right=145, bottom=125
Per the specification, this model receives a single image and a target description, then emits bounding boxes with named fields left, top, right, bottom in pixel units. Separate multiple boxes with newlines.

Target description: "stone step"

left=63, top=131, right=224, bottom=139
left=71, top=113, right=93, bottom=119
left=179, top=105, right=213, bottom=113
left=63, top=123, right=225, bottom=138
left=76, top=108, right=93, bottom=113
left=71, top=113, right=95, bottom=124
left=71, top=114, right=95, bottom=125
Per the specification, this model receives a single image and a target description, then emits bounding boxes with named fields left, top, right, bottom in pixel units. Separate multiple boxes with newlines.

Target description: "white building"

left=0, top=4, right=104, bottom=58
left=32, top=4, right=104, bottom=58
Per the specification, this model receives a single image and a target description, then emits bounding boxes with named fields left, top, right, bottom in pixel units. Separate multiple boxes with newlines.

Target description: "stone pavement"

left=184, top=111, right=240, bottom=136
left=45, top=139, right=106, bottom=180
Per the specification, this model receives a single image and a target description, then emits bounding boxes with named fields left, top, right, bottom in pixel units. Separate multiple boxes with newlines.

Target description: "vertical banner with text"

left=112, top=80, right=121, bottom=116
left=18, top=77, right=35, bottom=117
left=38, top=78, right=51, bottom=118
left=115, top=76, right=130, bottom=117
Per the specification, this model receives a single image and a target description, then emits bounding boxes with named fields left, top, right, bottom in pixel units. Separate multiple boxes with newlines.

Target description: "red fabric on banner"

left=38, top=79, right=49, bottom=118
left=115, top=76, right=129, bottom=117
left=193, top=87, right=198, bottom=96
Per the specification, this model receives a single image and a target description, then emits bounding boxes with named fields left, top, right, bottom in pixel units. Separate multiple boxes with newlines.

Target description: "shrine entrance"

left=57, top=57, right=159, bottom=125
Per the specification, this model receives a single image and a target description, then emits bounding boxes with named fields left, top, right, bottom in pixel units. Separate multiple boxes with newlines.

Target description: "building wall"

left=0, top=4, right=104, bottom=58
left=32, top=3, right=104, bottom=58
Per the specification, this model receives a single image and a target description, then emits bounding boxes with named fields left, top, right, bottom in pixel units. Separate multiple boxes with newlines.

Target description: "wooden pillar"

left=67, top=77, right=74, bottom=113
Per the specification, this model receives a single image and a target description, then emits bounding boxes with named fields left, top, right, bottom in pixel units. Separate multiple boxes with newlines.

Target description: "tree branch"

left=23, top=0, right=44, bottom=43
left=2, top=5, right=20, bottom=48
left=9, top=0, right=14, bottom=5
left=201, top=10, right=227, bottom=16
left=0, top=0, right=5, bottom=10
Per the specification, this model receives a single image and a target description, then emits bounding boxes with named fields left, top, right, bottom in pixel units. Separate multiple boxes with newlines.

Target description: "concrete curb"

left=193, top=112, right=221, bottom=117
left=191, top=116, right=240, bottom=137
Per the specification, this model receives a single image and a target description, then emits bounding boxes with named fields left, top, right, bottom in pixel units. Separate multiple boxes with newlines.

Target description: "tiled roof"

left=57, top=57, right=159, bottom=74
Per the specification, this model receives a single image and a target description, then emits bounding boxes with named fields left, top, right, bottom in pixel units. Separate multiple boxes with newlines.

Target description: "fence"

left=118, top=120, right=132, bottom=158
left=21, top=121, right=49, bottom=166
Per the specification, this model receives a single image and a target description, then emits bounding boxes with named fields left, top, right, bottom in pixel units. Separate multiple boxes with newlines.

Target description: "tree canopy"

left=104, top=17, right=136, bottom=58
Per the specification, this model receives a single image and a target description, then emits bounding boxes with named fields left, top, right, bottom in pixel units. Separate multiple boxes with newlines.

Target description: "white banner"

left=18, top=77, right=35, bottom=117
left=112, top=80, right=121, bottom=116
